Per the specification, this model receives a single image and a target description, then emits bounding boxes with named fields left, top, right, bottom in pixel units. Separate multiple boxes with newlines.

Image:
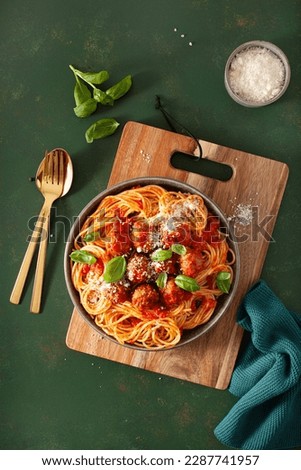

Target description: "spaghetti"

left=70, top=185, right=235, bottom=350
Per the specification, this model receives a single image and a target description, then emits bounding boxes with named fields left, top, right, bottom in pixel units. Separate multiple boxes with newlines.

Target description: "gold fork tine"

left=53, top=150, right=59, bottom=185
left=43, top=152, right=51, bottom=184
left=59, top=150, right=65, bottom=186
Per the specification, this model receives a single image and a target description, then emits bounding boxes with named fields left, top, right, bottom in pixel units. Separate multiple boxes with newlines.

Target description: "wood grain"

left=66, top=121, right=289, bottom=389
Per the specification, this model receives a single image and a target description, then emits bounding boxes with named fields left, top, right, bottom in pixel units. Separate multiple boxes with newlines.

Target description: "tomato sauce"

left=108, top=219, right=132, bottom=255
left=142, top=306, right=168, bottom=320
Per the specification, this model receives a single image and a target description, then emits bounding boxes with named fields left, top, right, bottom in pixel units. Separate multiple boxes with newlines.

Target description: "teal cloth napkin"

left=214, top=280, right=301, bottom=450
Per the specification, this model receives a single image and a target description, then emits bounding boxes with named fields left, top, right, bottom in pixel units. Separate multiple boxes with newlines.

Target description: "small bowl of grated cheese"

left=224, top=40, right=291, bottom=107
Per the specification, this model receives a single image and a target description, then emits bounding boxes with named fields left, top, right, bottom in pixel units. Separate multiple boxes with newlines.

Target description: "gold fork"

left=10, top=150, right=65, bottom=312
left=30, top=150, right=65, bottom=313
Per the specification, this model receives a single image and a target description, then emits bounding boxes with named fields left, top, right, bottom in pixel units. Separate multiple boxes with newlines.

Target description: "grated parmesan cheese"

left=140, top=149, right=152, bottom=163
left=228, top=203, right=253, bottom=226
left=229, top=46, right=285, bottom=103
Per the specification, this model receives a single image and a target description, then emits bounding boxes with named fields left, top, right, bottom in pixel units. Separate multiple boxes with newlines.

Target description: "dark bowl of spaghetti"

left=64, top=177, right=240, bottom=351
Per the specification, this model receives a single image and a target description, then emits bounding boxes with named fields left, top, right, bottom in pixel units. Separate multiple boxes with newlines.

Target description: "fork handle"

left=30, top=203, right=52, bottom=314
left=10, top=201, right=48, bottom=305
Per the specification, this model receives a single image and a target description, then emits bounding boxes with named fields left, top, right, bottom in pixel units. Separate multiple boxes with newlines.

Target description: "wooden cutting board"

left=66, top=121, right=289, bottom=389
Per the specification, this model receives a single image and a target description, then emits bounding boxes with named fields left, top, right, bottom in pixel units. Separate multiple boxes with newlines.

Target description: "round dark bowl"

left=224, top=40, right=291, bottom=107
left=64, top=177, right=240, bottom=350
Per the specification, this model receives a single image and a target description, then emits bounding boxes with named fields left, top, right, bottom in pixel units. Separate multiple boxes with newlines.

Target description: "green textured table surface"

left=1, top=0, right=300, bottom=450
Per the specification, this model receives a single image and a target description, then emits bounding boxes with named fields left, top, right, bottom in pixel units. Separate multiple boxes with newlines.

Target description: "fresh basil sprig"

left=70, top=250, right=97, bottom=265
left=69, top=65, right=132, bottom=113
left=71, top=67, right=108, bottom=118
left=85, top=118, right=120, bottom=144
left=70, top=65, right=110, bottom=116
left=103, top=256, right=126, bottom=283
left=69, top=65, right=132, bottom=142
left=216, top=271, right=231, bottom=293
left=175, top=275, right=200, bottom=292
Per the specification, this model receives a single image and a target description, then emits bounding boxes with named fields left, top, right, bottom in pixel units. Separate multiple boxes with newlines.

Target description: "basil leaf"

left=151, top=249, right=172, bottom=262
left=171, top=244, right=187, bottom=255
left=105, top=74, right=132, bottom=100
left=103, top=256, right=126, bottom=283
left=70, top=250, right=97, bottom=264
left=74, top=98, right=97, bottom=118
left=156, top=272, right=168, bottom=289
left=74, top=76, right=91, bottom=106
left=93, top=88, right=114, bottom=106
left=175, top=275, right=200, bottom=292
left=83, top=231, right=100, bottom=242
left=69, top=65, right=109, bottom=85
left=216, top=271, right=231, bottom=293
left=85, top=118, right=120, bottom=143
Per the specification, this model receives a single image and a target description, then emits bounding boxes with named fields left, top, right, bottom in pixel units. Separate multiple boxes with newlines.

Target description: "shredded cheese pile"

left=229, top=47, right=285, bottom=103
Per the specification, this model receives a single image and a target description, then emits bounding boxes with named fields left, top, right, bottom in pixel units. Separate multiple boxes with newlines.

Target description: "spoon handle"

left=30, top=203, right=52, bottom=314
left=10, top=201, right=47, bottom=305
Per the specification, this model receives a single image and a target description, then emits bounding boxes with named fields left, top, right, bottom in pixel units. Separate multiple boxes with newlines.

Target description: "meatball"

left=132, top=284, right=159, bottom=309
left=101, top=282, right=129, bottom=304
left=152, top=256, right=177, bottom=275
left=127, top=253, right=151, bottom=283
left=107, top=220, right=132, bottom=256
left=161, top=221, right=192, bottom=248
left=160, top=277, right=191, bottom=308
left=131, top=218, right=162, bottom=253
left=179, top=249, right=204, bottom=277
left=131, top=219, right=152, bottom=253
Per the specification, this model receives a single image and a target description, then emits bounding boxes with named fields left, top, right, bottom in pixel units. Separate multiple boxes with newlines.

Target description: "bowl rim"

left=224, top=40, right=291, bottom=107
left=64, top=176, right=241, bottom=351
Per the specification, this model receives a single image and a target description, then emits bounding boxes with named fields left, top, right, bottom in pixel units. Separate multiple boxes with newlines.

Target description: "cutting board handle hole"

left=171, top=152, right=233, bottom=182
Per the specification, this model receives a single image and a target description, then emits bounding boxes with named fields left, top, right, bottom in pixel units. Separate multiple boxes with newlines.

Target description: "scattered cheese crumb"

left=228, top=203, right=253, bottom=226
left=140, top=149, right=152, bottom=163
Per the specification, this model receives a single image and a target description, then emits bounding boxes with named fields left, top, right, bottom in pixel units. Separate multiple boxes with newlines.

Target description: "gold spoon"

left=10, top=148, right=73, bottom=309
